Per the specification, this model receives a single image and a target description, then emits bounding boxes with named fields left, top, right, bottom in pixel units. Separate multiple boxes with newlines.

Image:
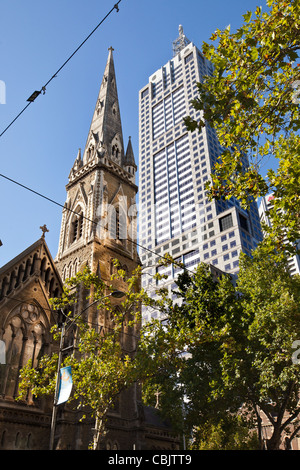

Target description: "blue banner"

left=57, top=366, right=72, bottom=405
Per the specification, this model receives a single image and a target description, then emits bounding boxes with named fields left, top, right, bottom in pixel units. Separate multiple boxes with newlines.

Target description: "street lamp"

left=49, top=290, right=125, bottom=450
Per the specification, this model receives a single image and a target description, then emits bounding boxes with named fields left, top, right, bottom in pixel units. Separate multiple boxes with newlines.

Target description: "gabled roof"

left=0, top=238, right=43, bottom=276
left=0, top=236, right=63, bottom=296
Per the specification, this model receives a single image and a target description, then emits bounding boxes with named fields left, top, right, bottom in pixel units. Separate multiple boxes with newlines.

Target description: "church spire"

left=82, top=46, right=124, bottom=167
left=123, top=136, right=137, bottom=170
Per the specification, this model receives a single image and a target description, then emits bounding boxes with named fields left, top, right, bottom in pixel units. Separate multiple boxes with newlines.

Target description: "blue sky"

left=0, top=0, right=268, bottom=266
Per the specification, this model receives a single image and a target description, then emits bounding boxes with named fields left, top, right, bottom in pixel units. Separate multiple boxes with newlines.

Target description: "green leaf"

left=251, top=47, right=259, bottom=61
left=243, top=11, right=252, bottom=23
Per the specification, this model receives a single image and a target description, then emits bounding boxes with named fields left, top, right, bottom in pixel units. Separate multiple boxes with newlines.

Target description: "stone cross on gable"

left=40, top=224, right=49, bottom=238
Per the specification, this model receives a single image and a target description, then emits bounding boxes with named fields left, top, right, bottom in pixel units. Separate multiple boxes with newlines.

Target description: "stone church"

left=0, top=48, right=179, bottom=451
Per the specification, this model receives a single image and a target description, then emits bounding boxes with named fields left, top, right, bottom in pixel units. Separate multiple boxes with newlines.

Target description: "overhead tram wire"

left=0, top=0, right=197, bottom=277
left=0, top=172, right=98, bottom=227
left=0, top=171, right=197, bottom=277
left=0, top=1, right=122, bottom=139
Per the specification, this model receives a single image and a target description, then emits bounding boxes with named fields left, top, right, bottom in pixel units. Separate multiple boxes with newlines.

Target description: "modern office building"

left=259, top=193, right=300, bottom=276
left=138, top=26, right=263, bottom=322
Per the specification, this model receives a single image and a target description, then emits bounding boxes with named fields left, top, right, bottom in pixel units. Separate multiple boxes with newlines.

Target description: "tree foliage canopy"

left=139, top=251, right=300, bottom=450
left=18, top=264, right=143, bottom=449
left=184, top=0, right=300, bottom=253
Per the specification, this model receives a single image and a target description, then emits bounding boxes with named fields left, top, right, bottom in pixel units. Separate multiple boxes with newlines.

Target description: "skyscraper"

left=138, top=27, right=263, bottom=322
left=259, top=193, right=300, bottom=276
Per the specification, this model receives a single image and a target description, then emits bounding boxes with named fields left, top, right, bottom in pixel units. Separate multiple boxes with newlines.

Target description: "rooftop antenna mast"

left=172, top=25, right=191, bottom=56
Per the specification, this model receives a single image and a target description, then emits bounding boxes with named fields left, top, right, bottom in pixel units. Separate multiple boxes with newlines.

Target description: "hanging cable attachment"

left=27, top=90, right=41, bottom=102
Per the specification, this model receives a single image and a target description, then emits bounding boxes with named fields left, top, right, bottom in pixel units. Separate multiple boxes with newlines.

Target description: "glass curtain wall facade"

left=139, top=29, right=263, bottom=322
left=259, top=194, right=300, bottom=276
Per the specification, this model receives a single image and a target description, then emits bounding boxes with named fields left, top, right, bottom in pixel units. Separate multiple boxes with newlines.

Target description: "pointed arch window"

left=1, top=303, right=49, bottom=400
left=114, top=205, right=126, bottom=244
left=116, top=207, right=120, bottom=241
left=71, top=211, right=84, bottom=244
left=112, top=144, right=119, bottom=161
left=87, top=145, right=94, bottom=162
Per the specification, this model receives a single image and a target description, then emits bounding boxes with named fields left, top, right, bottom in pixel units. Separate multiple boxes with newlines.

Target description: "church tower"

left=55, top=47, right=138, bottom=286
left=54, top=48, right=141, bottom=450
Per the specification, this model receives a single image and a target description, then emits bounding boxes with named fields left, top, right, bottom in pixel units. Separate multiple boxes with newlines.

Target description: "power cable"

left=0, top=169, right=199, bottom=277
left=0, top=171, right=99, bottom=227
left=0, top=1, right=122, bottom=139
left=0, top=0, right=197, bottom=278
left=0, top=0, right=199, bottom=276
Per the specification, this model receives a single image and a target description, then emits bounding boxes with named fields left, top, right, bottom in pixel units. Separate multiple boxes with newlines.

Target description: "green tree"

left=139, top=253, right=300, bottom=450
left=230, top=249, right=300, bottom=449
left=190, top=416, right=260, bottom=450
left=184, top=0, right=300, bottom=254
left=138, top=262, right=245, bottom=443
left=18, top=264, right=144, bottom=450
